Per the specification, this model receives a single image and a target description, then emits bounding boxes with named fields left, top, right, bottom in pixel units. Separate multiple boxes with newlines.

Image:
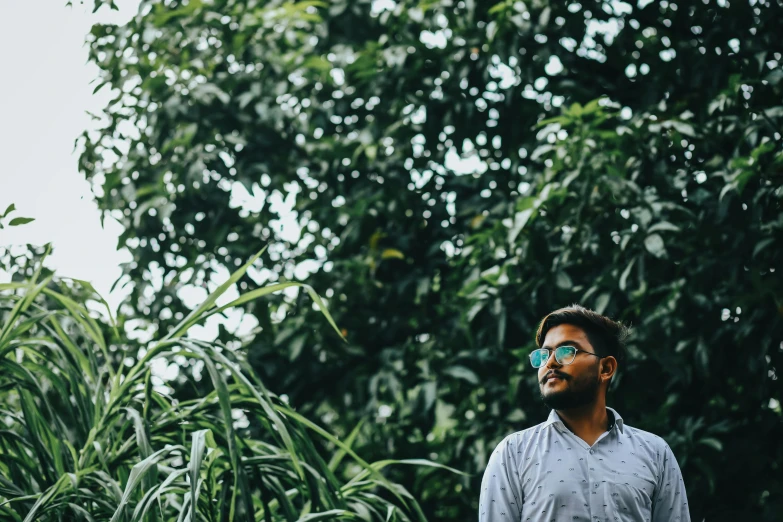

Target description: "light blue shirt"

left=479, top=407, right=690, bottom=522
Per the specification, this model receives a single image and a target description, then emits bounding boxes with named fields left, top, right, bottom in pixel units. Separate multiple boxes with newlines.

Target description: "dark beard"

left=540, top=370, right=600, bottom=410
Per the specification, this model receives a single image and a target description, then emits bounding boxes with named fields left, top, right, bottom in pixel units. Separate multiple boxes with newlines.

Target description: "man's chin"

left=540, top=389, right=583, bottom=410
left=539, top=381, right=567, bottom=398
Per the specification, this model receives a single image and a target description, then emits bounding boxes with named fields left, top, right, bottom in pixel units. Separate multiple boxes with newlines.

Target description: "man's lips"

left=542, top=373, right=568, bottom=384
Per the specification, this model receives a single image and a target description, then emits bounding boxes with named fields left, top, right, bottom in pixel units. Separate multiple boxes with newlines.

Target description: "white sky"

left=0, top=0, right=141, bottom=312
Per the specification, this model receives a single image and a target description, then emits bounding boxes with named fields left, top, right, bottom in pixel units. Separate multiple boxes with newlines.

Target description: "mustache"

left=541, top=371, right=569, bottom=384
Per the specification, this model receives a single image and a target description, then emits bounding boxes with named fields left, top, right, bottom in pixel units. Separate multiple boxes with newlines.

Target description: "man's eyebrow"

left=541, top=339, right=584, bottom=350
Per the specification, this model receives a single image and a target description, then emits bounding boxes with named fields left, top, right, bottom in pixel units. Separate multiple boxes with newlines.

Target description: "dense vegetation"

left=0, top=236, right=452, bottom=521
left=43, top=0, right=783, bottom=519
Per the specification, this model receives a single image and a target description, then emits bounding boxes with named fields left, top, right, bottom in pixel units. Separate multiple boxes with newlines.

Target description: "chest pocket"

left=606, top=473, right=655, bottom=521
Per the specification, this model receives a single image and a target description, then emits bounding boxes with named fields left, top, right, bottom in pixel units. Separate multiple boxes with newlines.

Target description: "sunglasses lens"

left=555, top=346, right=577, bottom=364
left=530, top=349, right=548, bottom=367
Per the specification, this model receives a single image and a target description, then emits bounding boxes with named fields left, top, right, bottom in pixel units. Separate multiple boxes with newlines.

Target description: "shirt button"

left=589, top=450, right=594, bottom=454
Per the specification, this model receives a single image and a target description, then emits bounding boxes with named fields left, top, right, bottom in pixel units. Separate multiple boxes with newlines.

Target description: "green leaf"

left=647, top=222, right=680, bottom=234
left=442, top=365, right=479, bottom=385
left=670, top=121, right=696, bottom=137
left=753, top=238, right=775, bottom=258
left=295, top=510, right=358, bottom=521
left=488, top=1, right=509, bottom=16
left=163, top=246, right=268, bottom=341
left=210, top=281, right=344, bottom=341
left=22, top=473, right=72, bottom=522
left=381, top=248, right=405, bottom=260
left=699, top=437, right=723, bottom=452
left=109, top=446, right=184, bottom=522
left=302, top=56, right=332, bottom=73
left=153, top=0, right=203, bottom=26
left=508, top=209, right=535, bottom=244
left=643, top=234, right=667, bottom=258
left=8, top=217, right=35, bottom=227
left=328, top=420, right=364, bottom=472
left=594, top=292, right=610, bottom=315
left=618, top=258, right=635, bottom=291
left=189, top=429, right=215, bottom=522
left=555, top=270, right=573, bottom=290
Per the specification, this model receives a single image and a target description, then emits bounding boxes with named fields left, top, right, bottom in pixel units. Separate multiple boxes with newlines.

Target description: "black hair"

left=535, top=304, right=629, bottom=364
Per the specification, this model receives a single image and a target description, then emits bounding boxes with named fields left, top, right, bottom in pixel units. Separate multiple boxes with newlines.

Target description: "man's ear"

left=600, top=356, right=618, bottom=383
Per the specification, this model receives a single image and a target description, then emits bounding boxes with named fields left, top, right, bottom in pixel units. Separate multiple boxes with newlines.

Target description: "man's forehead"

left=543, top=323, right=590, bottom=345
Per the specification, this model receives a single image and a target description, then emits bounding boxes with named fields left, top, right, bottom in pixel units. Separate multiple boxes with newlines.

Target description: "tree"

left=79, top=0, right=783, bottom=519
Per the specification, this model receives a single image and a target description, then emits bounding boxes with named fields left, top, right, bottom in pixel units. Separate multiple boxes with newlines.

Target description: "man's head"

left=533, top=305, right=629, bottom=411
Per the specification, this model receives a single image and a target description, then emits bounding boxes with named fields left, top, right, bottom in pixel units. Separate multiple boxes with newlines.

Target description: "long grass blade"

left=327, top=420, right=364, bottom=473
left=162, top=246, right=267, bottom=341
left=188, top=429, right=214, bottom=522
left=109, top=446, right=185, bottom=522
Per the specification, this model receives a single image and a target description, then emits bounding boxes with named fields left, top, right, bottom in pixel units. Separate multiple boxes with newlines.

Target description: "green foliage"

left=0, top=204, right=35, bottom=230
left=78, top=0, right=783, bottom=520
left=65, top=0, right=118, bottom=13
left=0, top=251, right=451, bottom=521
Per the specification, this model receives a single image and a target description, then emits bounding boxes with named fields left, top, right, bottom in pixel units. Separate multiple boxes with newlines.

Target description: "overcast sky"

left=0, top=0, right=141, bottom=311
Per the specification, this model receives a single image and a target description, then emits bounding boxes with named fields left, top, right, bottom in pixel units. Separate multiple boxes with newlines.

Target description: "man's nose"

left=545, top=350, right=562, bottom=369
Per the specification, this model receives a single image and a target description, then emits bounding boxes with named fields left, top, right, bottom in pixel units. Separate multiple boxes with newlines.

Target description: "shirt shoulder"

left=622, top=424, right=678, bottom=475
left=623, top=424, right=672, bottom=451
left=491, top=420, right=553, bottom=455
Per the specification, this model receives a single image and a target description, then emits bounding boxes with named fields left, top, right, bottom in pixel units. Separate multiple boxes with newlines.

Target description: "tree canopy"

left=79, top=0, right=783, bottom=519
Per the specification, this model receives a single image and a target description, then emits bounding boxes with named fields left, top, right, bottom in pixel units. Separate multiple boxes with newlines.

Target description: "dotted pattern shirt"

left=478, top=407, right=690, bottom=522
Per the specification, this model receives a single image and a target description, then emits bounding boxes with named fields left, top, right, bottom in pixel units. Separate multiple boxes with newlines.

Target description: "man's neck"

left=555, top=400, right=610, bottom=447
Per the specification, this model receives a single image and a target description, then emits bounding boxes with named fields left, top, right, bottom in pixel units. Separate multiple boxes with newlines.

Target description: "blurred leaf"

left=381, top=248, right=405, bottom=260
left=699, top=438, right=723, bottom=452
left=643, top=234, right=667, bottom=258
left=442, top=365, right=479, bottom=385
left=8, top=217, right=35, bottom=227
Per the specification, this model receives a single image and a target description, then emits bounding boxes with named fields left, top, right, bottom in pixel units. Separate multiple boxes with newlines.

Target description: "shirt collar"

left=542, top=409, right=567, bottom=433
left=543, top=407, right=625, bottom=435
left=607, top=407, right=625, bottom=434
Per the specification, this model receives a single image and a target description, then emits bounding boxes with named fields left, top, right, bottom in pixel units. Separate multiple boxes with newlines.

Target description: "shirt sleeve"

left=479, top=434, right=523, bottom=522
left=652, top=444, right=691, bottom=522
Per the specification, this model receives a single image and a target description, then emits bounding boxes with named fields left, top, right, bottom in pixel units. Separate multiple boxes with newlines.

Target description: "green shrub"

left=0, top=248, right=453, bottom=522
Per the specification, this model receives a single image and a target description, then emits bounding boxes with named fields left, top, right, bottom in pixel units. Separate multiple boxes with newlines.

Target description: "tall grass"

left=0, top=248, right=454, bottom=521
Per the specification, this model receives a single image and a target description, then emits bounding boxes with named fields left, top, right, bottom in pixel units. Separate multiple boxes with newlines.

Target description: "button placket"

left=587, top=447, right=601, bottom=522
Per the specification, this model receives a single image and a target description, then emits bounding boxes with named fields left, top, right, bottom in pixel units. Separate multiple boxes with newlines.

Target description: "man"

left=479, top=305, right=690, bottom=522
